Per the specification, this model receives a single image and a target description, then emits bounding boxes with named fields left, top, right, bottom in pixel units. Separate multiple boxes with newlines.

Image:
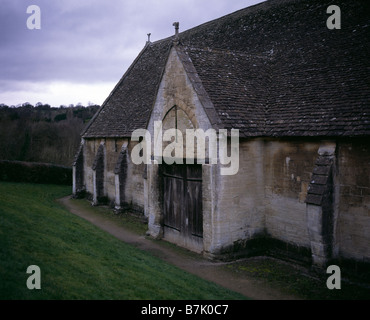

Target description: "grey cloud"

left=1, top=0, right=264, bottom=105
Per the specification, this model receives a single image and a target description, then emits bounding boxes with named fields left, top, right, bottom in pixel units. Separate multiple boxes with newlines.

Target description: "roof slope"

left=82, top=40, right=171, bottom=138
left=83, top=0, right=370, bottom=138
left=183, top=47, right=270, bottom=137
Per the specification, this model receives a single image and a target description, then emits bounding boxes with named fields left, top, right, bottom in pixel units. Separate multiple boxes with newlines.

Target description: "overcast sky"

left=1, top=0, right=264, bottom=107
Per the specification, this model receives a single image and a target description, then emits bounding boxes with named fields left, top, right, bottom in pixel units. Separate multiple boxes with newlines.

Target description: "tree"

left=0, top=102, right=100, bottom=165
left=22, top=102, right=34, bottom=108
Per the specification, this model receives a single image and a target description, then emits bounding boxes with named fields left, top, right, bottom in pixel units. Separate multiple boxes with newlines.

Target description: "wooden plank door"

left=162, top=163, right=203, bottom=241
left=185, top=164, right=203, bottom=238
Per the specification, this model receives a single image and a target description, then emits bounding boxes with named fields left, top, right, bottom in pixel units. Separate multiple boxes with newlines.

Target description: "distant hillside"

left=0, top=103, right=99, bottom=166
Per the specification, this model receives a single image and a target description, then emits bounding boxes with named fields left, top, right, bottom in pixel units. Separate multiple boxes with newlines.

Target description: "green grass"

left=0, top=182, right=246, bottom=300
left=226, top=257, right=370, bottom=300
left=74, top=200, right=149, bottom=236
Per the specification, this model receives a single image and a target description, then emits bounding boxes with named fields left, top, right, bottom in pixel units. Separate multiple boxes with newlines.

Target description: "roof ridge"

left=175, top=0, right=284, bottom=39
left=149, top=0, right=293, bottom=47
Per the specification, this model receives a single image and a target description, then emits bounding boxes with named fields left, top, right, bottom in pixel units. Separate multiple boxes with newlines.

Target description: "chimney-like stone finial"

left=147, top=33, right=151, bottom=43
left=173, top=22, right=179, bottom=37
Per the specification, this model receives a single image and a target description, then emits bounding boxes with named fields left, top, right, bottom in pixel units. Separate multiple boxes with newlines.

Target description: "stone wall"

left=125, top=141, right=146, bottom=212
left=210, top=138, right=370, bottom=265
left=78, top=135, right=370, bottom=266
left=264, top=140, right=320, bottom=247
left=104, top=139, right=121, bottom=202
left=205, top=139, right=319, bottom=259
left=306, top=143, right=336, bottom=266
left=83, top=138, right=98, bottom=197
left=72, top=144, right=84, bottom=195
left=335, top=139, right=370, bottom=263
left=208, top=140, right=265, bottom=256
left=81, top=138, right=145, bottom=212
left=147, top=46, right=214, bottom=158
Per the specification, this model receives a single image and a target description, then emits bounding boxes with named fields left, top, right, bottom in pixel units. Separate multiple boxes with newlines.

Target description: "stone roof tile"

left=83, top=0, right=370, bottom=138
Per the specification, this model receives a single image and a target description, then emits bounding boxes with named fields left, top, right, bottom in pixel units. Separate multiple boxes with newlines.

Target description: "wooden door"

left=162, top=163, right=203, bottom=242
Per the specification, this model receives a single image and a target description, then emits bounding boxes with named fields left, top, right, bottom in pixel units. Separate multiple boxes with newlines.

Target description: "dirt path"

left=58, top=196, right=300, bottom=300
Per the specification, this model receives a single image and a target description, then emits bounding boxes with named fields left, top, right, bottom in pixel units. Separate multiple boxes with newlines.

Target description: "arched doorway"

left=160, top=105, right=203, bottom=252
left=93, top=144, right=105, bottom=204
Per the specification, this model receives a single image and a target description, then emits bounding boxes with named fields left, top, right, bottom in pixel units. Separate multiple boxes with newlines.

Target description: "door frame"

left=161, top=161, right=203, bottom=252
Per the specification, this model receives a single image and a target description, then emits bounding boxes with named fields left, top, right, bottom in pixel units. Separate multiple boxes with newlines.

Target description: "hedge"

left=0, top=160, right=72, bottom=185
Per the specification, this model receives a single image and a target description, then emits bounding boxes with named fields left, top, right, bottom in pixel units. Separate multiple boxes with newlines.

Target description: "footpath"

left=58, top=196, right=299, bottom=300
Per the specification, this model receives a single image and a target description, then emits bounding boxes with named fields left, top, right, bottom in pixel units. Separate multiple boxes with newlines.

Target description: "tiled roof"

left=183, top=47, right=270, bottom=137
left=83, top=0, right=370, bottom=138
left=82, top=40, right=171, bottom=138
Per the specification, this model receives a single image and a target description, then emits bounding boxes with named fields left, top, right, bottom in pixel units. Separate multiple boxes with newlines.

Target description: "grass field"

left=0, top=182, right=245, bottom=300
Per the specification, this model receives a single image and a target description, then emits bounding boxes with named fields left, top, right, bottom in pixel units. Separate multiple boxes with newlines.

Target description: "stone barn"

left=73, top=0, right=370, bottom=270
